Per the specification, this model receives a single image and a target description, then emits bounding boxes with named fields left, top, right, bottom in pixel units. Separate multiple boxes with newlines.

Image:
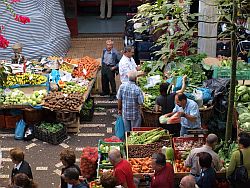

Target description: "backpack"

left=228, top=150, right=248, bottom=184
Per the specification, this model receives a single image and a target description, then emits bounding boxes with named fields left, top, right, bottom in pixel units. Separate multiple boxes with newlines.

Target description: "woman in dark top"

left=155, top=75, right=187, bottom=136
left=196, top=152, right=216, bottom=188
left=60, top=149, right=81, bottom=188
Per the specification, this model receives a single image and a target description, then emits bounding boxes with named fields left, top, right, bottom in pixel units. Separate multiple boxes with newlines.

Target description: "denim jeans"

left=123, top=116, right=141, bottom=132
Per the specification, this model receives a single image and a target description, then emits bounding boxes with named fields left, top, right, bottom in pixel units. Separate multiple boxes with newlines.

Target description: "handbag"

left=228, top=150, right=248, bottom=184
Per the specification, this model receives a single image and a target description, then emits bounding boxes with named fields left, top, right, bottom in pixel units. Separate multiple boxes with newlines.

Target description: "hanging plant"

left=0, top=0, right=31, bottom=48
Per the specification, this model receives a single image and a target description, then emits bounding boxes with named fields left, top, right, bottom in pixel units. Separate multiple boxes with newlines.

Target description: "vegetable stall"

left=0, top=55, right=100, bottom=144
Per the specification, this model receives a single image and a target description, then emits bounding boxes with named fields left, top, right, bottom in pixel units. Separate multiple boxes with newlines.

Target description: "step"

left=92, top=95, right=118, bottom=108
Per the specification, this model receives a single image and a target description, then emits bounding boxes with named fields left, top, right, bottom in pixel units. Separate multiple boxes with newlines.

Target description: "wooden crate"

left=66, top=116, right=80, bottom=133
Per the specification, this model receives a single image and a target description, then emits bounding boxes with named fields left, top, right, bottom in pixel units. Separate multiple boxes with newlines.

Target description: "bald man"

left=108, top=149, right=136, bottom=188
left=185, top=134, right=223, bottom=177
left=179, top=175, right=198, bottom=188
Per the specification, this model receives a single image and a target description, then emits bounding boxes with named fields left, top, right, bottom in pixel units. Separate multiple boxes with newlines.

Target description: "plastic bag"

left=193, top=89, right=203, bottom=107
left=115, top=115, right=125, bottom=140
left=159, top=115, right=169, bottom=124
left=168, top=113, right=181, bottom=124
left=197, top=88, right=212, bottom=103
left=15, top=119, right=26, bottom=140
left=24, top=126, right=34, bottom=141
left=144, top=75, right=162, bottom=89
left=166, top=76, right=183, bottom=91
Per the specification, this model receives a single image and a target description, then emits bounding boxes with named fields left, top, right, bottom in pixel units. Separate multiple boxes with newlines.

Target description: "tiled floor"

left=66, top=36, right=124, bottom=59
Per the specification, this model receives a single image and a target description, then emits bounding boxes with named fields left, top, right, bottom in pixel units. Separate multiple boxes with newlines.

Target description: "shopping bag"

left=115, top=115, right=125, bottom=140
left=15, top=119, right=26, bottom=140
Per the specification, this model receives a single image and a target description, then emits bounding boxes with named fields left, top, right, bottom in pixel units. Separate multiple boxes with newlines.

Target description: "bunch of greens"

left=39, top=122, right=64, bottom=133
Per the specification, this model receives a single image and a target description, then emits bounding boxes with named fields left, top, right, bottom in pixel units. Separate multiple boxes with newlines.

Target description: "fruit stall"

left=0, top=56, right=100, bottom=143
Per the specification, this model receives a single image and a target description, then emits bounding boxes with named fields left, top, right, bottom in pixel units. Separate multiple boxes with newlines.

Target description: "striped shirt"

left=117, top=81, right=144, bottom=120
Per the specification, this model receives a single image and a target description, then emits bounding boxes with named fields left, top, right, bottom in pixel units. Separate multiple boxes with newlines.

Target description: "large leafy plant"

left=132, top=0, right=198, bottom=61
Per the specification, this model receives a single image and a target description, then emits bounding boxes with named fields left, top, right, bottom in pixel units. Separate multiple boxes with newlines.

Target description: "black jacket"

left=11, top=160, right=33, bottom=182
left=61, top=164, right=81, bottom=188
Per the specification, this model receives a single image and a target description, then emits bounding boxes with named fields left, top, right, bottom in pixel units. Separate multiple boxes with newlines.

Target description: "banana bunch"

left=60, top=63, right=73, bottom=73
left=4, top=73, right=47, bottom=87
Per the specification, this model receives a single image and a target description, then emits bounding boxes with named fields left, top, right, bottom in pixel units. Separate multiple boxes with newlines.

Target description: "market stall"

left=0, top=55, right=100, bottom=143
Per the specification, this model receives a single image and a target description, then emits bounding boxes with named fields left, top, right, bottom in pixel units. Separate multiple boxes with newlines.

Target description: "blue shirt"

left=117, top=81, right=144, bottom=120
left=173, top=99, right=201, bottom=129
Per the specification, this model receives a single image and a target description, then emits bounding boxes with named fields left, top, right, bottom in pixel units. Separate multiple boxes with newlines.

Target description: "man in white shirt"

left=119, top=46, right=139, bottom=83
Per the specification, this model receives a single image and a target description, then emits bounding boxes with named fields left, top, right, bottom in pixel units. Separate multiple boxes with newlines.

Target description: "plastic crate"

left=98, top=140, right=125, bottom=155
left=34, top=122, right=67, bottom=145
left=172, top=137, right=206, bottom=160
left=213, top=66, right=250, bottom=80
left=80, top=97, right=94, bottom=122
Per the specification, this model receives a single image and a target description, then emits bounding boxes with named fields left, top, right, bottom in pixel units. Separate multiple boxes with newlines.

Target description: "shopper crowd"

left=4, top=132, right=250, bottom=188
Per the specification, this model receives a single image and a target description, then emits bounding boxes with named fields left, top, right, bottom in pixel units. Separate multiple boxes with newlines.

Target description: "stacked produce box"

left=97, top=140, right=125, bottom=178
left=126, top=128, right=172, bottom=174
left=172, top=137, right=206, bottom=174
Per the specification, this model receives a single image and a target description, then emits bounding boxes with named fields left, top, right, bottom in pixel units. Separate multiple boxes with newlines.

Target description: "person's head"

left=123, top=46, right=134, bottom=58
left=206, top=133, right=218, bottom=149
left=238, top=132, right=250, bottom=149
left=106, top=40, right=114, bottom=51
left=128, top=70, right=137, bottom=82
left=160, top=83, right=170, bottom=96
left=198, top=152, right=212, bottom=169
left=100, top=171, right=117, bottom=188
left=151, top=153, right=166, bottom=172
left=14, top=173, right=37, bottom=188
left=59, top=149, right=76, bottom=167
left=179, top=175, right=196, bottom=188
left=175, top=93, right=187, bottom=108
left=108, top=149, right=122, bottom=166
left=62, top=167, right=80, bottom=185
left=10, top=148, right=24, bottom=164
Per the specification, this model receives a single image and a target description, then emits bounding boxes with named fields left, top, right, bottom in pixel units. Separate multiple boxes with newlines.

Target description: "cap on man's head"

left=106, top=40, right=114, bottom=45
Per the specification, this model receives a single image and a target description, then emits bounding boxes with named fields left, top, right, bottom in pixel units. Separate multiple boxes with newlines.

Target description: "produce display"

left=127, top=128, right=167, bottom=145
left=129, top=157, right=154, bottom=174
left=80, top=147, right=98, bottom=179
left=217, top=140, right=238, bottom=167
left=168, top=54, right=207, bottom=85
left=60, top=63, right=74, bottom=73
left=175, top=159, right=191, bottom=173
left=0, top=89, right=47, bottom=106
left=173, top=137, right=205, bottom=161
left=128, top=140, right=171, bottom=158
left=60, top=82, right=87, bottom=94
left=99, top=143, right=121, bottom=153
left=64, top=56, right=99, bottom=79
left=39, top=122, right=64, bottom=133
left=235, top=85, right=250, bottom=132
left=43, top=92, right=84, bottom=111
left=220, top=58, right=250, bottom=70
left=4, top=73, right=47, bottom=87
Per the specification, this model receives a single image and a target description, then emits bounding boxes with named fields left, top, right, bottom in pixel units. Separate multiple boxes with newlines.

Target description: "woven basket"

left=199, top=105, right=214, bottom=125
left=141, top=107, right=161, bottom=127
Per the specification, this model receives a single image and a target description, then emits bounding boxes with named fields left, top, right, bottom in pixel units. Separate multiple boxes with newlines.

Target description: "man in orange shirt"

left=108, top=149, right=136, bottom=188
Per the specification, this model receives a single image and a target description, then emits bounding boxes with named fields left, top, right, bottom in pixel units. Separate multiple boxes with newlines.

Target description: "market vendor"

left=101, top=39, right=121, bottom=100
left=119, top=46, right=142, bottom=83
left=155, top=75, right=187, bottom=114
left=185, top=134, right=222, bottom=177
left=150, top=153, right=174, bottom=188
left=164, top=93, right=201, bottom=136
left=108, top=149, right=136, bottom=188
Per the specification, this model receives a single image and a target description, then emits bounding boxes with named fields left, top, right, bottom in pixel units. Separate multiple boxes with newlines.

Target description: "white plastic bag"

left=144, top=75, right=161, bottom=89
left=193, top=89, right=203, bottom=107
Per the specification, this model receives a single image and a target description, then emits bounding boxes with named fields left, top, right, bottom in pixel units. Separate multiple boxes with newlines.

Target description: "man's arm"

left=176, top=75, right=187, bottom=93
left=178, top=104, right=199, bottom=123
